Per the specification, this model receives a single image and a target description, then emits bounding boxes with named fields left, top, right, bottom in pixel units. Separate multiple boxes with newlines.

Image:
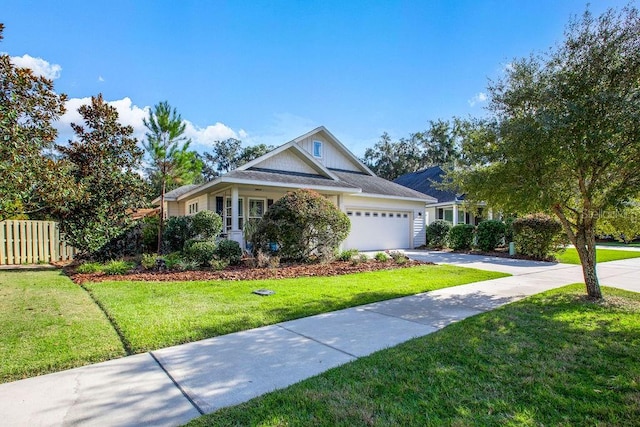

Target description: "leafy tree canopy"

left=143, top=101, right=202, bottom=253
left=201, top=139, right=273, bottom=181
left=447, top=6, right=640, bottom=298
left=0, top=23, right=73, bottom=220
left=363, top=120, right=463, bottom=181
left=143, top=101, right=202, bottom=197
left=51, top=94, right=147, bottom=255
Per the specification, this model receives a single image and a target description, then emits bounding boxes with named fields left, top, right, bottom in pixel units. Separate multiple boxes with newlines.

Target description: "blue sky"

left=2, top=0, right=628, bottom=157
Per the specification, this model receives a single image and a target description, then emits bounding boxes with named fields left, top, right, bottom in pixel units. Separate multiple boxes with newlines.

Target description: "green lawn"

left=556, top=247, right=640, bottom=264
left=85, top=265, right=508, bottom=353
left=190, top=285, right=640, bottom=426
left=597, top=241, right=640, bottom=248
left=0, top=271, right=125, bottom=383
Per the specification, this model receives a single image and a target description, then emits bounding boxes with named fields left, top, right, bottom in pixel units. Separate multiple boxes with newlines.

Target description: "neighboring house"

left=394, top=166, right=487, bottom=226
left=153, top=127, right=436, bottom=251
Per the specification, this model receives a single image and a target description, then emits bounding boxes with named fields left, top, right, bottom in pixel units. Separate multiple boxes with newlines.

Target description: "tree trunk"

left=157, top=179, right=165, bottom=256
left=553, top=205, right=603, bottom=299
left=573, top=234, right=602, bottom=299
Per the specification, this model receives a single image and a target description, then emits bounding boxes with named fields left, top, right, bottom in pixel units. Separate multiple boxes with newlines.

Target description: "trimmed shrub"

left=426, top=220, right=451, bottom=248
left=374, top=252, right=389, bottom=262
left=449, top=224, right=475, bottom=250
left=75, top=262, right=103, bottom=274
left=192, top=210, right=223, bottom=240
left=336, top=249, right=359, bottom=261
left=102, top=260, right=136, bottom=275
left=476, top=220, right=506, bottom=252
left=183, top=239, right=217, bottom=267
left=216, top=239, right=243, bottom=265
left=253, top=189, right=350, bottom=262
left=512, top=213, right=565, bottom=260
left=387, top=250, right=408, bottom=264
left=163, top=216, right=194, bottom=253
left=140, top=253, right=160, bottom=270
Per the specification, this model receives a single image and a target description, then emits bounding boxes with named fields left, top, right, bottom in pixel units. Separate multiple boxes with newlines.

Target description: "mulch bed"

left=67, top=259, right=430, bottom=284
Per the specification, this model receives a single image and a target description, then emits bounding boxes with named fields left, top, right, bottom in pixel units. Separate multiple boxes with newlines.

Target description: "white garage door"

left=343, top=209, right=411, bottom=251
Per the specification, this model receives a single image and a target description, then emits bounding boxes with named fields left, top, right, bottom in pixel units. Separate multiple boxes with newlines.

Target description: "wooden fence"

left=0, top=220, right=77, bottom=265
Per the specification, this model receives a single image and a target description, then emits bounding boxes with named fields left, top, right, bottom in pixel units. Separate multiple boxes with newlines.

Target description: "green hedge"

left=426, top=220, right=451, bottom=248
left=512, top=213, right=565, bottom=260
left=449, top=224, right=475, bottom=250
left=476, top=220, right=505, bottom=252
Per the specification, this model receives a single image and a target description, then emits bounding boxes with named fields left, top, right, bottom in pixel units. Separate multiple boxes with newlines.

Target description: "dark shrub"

left=216, top=239, right=243, bottom=265
left=163, top=216, right=194, bottom=253
left=90, top=222, right=143, bottom=261
left=253, top=189, right=350, bottom=261
left=512, top=213, right=565, bottom=259
left=192, top=210, right=223, bottom=240
left=426, top=220, right=451, bottom=248
left=449, top=224, right=475, bottom=250
left=504, top=216, right=516, bottom=243
left=476, top=220, right=506, bottom=252
left=141, top=216, right=159, bottom=253
left=183, top=239, right=217, bottom=267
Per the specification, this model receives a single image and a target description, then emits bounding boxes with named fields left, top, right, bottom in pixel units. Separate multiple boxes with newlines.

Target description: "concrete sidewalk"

left=1, top=253, right=638, bottom=426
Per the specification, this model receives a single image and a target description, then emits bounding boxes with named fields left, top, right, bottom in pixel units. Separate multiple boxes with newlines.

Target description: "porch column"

left=488, top=208, right=494, bottom=220
left=230, top=186, right=243, bottom=245
left=452, top=204, right=459, bottom=225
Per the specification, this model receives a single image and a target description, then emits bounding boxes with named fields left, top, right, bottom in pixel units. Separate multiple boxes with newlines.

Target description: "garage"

left=342, top=209, right=412, bottom=251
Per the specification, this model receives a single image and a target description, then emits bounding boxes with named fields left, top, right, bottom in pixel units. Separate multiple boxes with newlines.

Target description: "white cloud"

left=184, top=121, right=247, bottom=147
left=98, top=75, right=105, bottom=82
left=468, top=92, right=488, bottom=107
left=55, top=96, right=149, bottom=142
left=55, top=97, right=244, bottom=151
left=10, top=54, right=62, bottom=80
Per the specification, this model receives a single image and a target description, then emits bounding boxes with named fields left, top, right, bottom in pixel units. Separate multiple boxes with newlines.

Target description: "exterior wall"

left=183, top=194, right=208, bottom=216
left=426, top=206, right=437, bottom=225
left=254, top=151, right=318, bottom=175
left=165, top=201, right=184, bottom=218
left=342, top=195, right=426, bottom=248
left=297, top=135, right=361, bottom=172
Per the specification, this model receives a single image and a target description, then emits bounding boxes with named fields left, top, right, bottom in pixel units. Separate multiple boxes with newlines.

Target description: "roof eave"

left=347, top=192, right=437, bottom=204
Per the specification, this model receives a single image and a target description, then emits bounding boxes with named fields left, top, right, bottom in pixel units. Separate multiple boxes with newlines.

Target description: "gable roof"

left=394, top=166, right=461, bottom=203
left=289, top=126, right=375, bottom=176
left=162, top=184, right=200, bottom=201
left=238, top=140, right=339, bottom=180
left=153, top=127, right=437, bottom=205
left=332, top=170, right=435, bottom=201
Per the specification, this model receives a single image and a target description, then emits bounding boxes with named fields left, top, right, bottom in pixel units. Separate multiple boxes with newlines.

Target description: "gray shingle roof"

left=163, top=184, right=200, bottom=200
left=226, top=168, right=360, bottom=190
left=330, top=170, right=436, bottom=201
left=393, top=166, right=461, bottom=203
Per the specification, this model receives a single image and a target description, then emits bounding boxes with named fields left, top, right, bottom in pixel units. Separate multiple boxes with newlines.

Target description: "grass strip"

left=190, top=284, right=640, bottom=426
left=0, top=271, right=125, bottom=383
left=556, top=247, right=640, bottom=264
left=85, top=265, right=507, bottom=353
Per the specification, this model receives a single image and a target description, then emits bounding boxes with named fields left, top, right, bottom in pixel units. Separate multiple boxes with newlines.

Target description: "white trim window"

left=312, top=140, right=323, bottom=158
left=248, top=198, right=265, bottom=220
left=188, top=201, right=199, bottom=215
left=225, top=197, right=244, bottom=232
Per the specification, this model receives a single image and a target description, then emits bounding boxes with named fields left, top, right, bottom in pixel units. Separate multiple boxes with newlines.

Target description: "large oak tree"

left=449, top=6, right=640, bottom=299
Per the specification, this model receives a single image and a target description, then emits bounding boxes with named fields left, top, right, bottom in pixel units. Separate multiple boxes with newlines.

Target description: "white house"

left=153, top=126, right=436, bottom=251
